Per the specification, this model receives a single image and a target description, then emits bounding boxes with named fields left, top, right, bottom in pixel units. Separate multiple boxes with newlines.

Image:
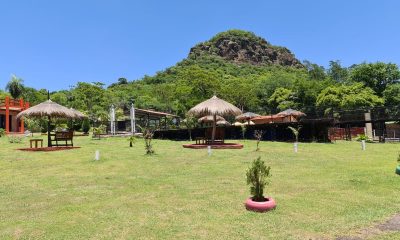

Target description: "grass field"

left=0, top=135, right=399, bottom=239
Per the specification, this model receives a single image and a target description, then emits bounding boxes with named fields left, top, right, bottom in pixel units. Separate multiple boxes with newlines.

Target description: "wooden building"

left=0, top=96, right=30, bottom=133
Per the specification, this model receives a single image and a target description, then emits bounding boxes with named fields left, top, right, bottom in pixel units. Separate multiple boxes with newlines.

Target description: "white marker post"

left=361, top=140, right=366, bottom=151
left=95, top=150, right=100, bottom=161
left=208, top=146, right=212, bottom=156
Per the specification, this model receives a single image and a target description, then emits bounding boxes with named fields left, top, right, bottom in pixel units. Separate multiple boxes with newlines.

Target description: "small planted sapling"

left=241, top=125, right=247, bottom=141
left=139, top=125, right=155, bottom=155
left=254, top=130, right=264, bottom=151
left=288, top=125, right=302, bottom=153
left=128, top=135, right=136, bottom=147
left=396, top=153, right=400, bottom=175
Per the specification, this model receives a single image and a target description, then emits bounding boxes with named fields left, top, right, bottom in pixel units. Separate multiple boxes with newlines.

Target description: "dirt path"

left=336, top=213, right=400, bottom=240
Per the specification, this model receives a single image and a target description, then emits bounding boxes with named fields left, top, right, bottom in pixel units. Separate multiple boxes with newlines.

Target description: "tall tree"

left=349, top=62, right=400, bottom=95
left=327, top=60, right=348, bottom=83
left=316, top=83, right=384, bottom=112
left=6, top=74, right=25, bottom=99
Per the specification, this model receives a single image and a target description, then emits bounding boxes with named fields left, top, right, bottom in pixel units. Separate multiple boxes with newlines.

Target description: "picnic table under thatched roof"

left=17, top=100, right=85, bottom=147
left=188, top=95, right=242, bottom=143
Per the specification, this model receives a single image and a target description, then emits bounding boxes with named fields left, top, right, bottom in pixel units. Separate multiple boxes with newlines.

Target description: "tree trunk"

left=47, top=116, right=51, bottom=147
left=211, top=114, right=216, bottom=144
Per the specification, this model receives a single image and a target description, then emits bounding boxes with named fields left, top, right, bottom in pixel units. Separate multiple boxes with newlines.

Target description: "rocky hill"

left=188, top=30, right=303, bottom=68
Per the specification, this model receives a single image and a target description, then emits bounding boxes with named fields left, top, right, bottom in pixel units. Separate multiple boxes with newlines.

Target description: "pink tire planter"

left=245, top=197, right=276, bottom=212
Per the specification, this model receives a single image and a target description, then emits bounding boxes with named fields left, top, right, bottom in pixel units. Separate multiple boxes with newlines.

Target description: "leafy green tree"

left=303, top=60, right=327, bottom=80
left=268, top=87, right=297, bottom=111
left=6, top=74, right=24, bottom=99
left=327, top=60, right=348, bottom=83
left=383, top=84, right=400, bottom=106
left=316, top=83, right=384, bottom=112
left=349, top=62, right=400, bottom=95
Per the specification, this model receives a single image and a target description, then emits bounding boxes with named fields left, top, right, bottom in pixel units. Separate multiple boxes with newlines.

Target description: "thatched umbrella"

left=276, top=109, right=306, bottom=117
left=236, top=112, right=260, bottom=125
left=216, top=120, right=231, bottom=126
left=17, top=100, right=78, bottom=147
left=188, top=95, right=242, bottom=143
left=70, top=108, right=86, bottom=119
left=198, top=115, right=225, bottom=123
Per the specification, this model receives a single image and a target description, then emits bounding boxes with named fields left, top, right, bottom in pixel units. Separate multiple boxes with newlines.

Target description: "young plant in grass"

left=139, top=125, right=155, bottom=155
left=288, top=126, right=302, bottom=153
left=254, top=130, right=264, bottom=151
left=288, top=126, right=301, bottom=142
left=246, top=157, right=271, bottom=202
left=240, top=125, right=247, bottom=140
left=128, top=135, right=136, bottom=147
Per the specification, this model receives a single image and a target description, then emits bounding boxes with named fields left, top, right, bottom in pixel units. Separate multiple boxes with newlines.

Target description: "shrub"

left=246, top=157, right=272, bottom=202
left=0, top=128, right=5, bottom=137
left=8, top=135, right=23, bottom=143
left=82, top=118, right=90, bottom=134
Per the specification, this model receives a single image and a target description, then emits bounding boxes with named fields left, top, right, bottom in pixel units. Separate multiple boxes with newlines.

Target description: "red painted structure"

left=0, top=96, right=30, bottom=133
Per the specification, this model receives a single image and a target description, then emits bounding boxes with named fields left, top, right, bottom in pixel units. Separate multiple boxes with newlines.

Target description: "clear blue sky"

left=1, top=0, right=399, bottom=91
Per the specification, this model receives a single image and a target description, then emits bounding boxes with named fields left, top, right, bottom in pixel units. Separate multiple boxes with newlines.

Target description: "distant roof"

left=135, top=108, right=178, bottom=118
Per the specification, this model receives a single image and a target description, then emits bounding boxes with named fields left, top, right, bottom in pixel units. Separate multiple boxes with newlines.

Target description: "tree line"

left=2, top=57, right=400, bottom=124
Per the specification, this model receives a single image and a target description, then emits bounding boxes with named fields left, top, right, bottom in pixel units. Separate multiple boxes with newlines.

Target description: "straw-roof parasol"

left=236, top=112, right=260, bottom=125
left=276, top=108, right=306, bottom=117
left=17, top=100, right=76, bottom=119
left=70, top=108, right=86, bottom=119
left=198, top=115, right=225, bottom=123
left=188, top=95, right=242, bottom=143
left=216, top=120, right=231, bottom=126
left=235, top=112, right=260, bottom=121
left=17, top=100, right=82, bottom=147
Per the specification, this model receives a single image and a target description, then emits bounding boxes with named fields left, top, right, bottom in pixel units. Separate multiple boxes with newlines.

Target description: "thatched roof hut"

left=188, top=95, right=242, bottom=143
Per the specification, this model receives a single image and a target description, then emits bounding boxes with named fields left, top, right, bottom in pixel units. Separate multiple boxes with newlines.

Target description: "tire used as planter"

left=245, top=197, right=276, bottom=212
left=396, top=165, right=400, bottom=175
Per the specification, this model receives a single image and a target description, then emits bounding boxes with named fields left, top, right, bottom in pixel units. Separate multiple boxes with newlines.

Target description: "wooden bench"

left=51, top=131, right=74, bottom=147
left=30, top=139, right=43, bottom=148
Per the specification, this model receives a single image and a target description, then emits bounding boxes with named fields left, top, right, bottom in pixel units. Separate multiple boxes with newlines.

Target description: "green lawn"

left=0, top=136, right=399, bottom=239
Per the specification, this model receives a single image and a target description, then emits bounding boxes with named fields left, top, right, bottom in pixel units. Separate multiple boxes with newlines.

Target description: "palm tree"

left=5, top=74, right=24, bottom=99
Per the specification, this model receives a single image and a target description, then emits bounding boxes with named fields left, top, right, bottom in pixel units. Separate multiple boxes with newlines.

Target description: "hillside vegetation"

left=2, top=30, right=400, bottom=123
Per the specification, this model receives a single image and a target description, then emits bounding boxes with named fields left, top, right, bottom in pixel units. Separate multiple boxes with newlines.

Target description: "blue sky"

left=1, top=0, right=399, bottom=91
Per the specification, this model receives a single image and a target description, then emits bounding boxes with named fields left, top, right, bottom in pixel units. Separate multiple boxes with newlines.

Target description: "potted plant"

left=288, top=126, right=301, bottom=153
left=396, top=154, right=400, bottom=175
left=245, top=157, right=276, bottom=212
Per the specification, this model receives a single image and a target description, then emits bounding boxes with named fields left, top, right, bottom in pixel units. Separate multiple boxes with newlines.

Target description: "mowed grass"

left=0, top=135, right=399, bottom=239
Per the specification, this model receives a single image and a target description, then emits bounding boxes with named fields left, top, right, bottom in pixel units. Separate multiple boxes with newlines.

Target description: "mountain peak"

left=189, top=30, right=303, bottom=68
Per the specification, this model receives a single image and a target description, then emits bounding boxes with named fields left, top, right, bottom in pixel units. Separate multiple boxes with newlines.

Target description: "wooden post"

left=19, top=99, right=24, bottom=133
left=48, top=116, right=52, bottom=147
left=211, top=114, right=216, bottom=144
left=5, top=96, right=9, bottom=133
